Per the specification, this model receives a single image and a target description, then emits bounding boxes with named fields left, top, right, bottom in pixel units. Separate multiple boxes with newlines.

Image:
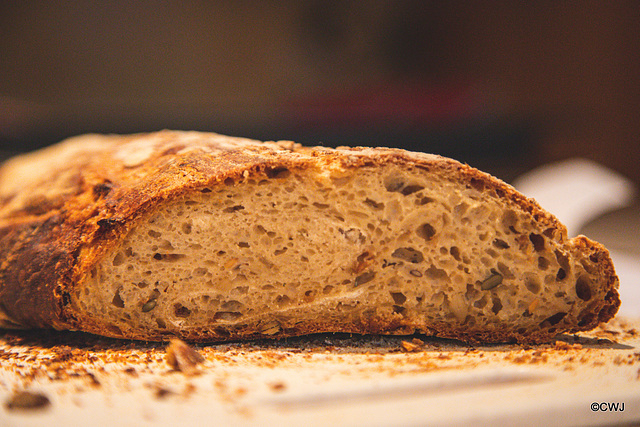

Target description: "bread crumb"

left=166, top=339, right=204, bottom=375
left=554, top=341, right=582, bottom=351
left=400, top=338, right=425, bottom=352
left=155, top=387, right=174, bottom=399
left=123, top=367, right=138, bottom=377
left=269, top=382, right=286, bottom=392
left=183, top=383, right=197, bottom=398
left=4, top=391, right=51, bottom=411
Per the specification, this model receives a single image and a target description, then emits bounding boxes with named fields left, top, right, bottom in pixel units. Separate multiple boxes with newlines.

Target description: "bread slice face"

left=0, top=131, right=620, bottom=343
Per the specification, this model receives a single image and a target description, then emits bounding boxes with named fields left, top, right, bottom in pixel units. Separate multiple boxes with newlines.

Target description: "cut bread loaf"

left=0, top=131, right=620, bottom=343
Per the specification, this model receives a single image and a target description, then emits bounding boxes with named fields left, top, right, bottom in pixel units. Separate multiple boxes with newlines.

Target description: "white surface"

left=610, top=250, right=640, bottom=317
left=512, top=158, right=637, bottom=237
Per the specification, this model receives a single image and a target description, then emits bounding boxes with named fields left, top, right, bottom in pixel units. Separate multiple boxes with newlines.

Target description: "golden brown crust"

left=0, top=130, right=620, bottom=343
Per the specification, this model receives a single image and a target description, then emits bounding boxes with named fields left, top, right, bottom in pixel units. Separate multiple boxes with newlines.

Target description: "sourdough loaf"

left=0, top=131, right=620, bottom=343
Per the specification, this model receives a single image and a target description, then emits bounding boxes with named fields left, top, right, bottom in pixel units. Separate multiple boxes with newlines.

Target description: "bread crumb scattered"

left=401, top=338, right=424, bottom=352
left=166, top=339, right=204, bottom=375
left=554, top=341, right=582, bottom=351
left=269, top=382, right=286, bottom=392
left=4, top=391, right=51, bottom=411
left=155, top=387, right=174, bottom=399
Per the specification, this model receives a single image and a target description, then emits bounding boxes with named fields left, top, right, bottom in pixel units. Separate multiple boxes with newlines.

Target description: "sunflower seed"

left=481, top=272, right=503, bottom=290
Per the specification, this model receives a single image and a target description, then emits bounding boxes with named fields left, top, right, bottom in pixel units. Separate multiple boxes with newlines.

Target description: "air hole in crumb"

left=265, top=167, right=290, bottom=179
left=469, top=178, right=484, bottom=192
left=275, top=295, right=291, bottom=307
left=492, top=239, right=510, bottom=249
left=238, top=242, right=250, bottom=248
left=474, top=296, right=488, bottom=309
left=555, top=250, right=570, bottom=271
left=541, top=312, right=566, bottom=326
left=392, top=305, right=406, bottom=315
left=342, top=228, right=366, bottom=244
left=425, top=264, right=448, bottom=281
left=391, top=247, right=424, bottom=263
left=174, top=304, right=191, bottom=318
left=181, top=223, right=192, bottom=234
left=224, top=177, right=235, bottom=186
left=192, top=267, right=208, bottom=276
left=524, top=276, right=541, bottom=294
left=497, top=262, right=515, bottom=279
left=529, top=233, right=545, bottom=251
left=417, top=196, right=435, bottom=205
left=453, top=202, right=469, bottom=217
left=112, top=289, right=125, bottom=308
left=112, top=252, right=125, bottom=266
left=323, top=285, right=334, bottom=294
left=416, top=223, right=436, bottom=241
left=575, top=276, right=592, bottom=301
left=148, top=230, right=162, bottom=238
left=390, top=292, right=407, bottom=305
left=465, top=283, right=479, bottom=301
left=538, top=257, right=550, bottom=270
left=364, top=198, right=384, bottom=209
left=313, top=202, right=329, bottom=209
left=578, top=313, right=595, bottom=327
left=221, top=300, right=243, bottom=311
left=502, top=210, right=518, bottom=232
left=384, top=176, right=404, bottom=192
left=450, top=246, right=461, bottom=261
left=556, top=268, right=567, bottom=281
left=153, top=253, right=186, bottom=261
left=401, top=185, right=424, bottom=195
left=274, top=247, right=288, bottom=255
left=223, top=205, right=245, bottom=213
left=214, top=311, right=242, bottom=321
left=355, top=271, right=376, bottom=286
left=580, top=258, right=599, bottom=275
left=486, top=248, right=499, bottom=258
left=231, top=286, right=248, bottom=295
left=303, top=290, right=316, bottom=302
left=491, top=297, right=502, bottom=314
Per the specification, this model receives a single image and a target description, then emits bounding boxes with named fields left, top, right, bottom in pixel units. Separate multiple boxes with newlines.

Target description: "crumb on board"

left=4, top=391, right=51, bottom=411
left=165, top=339, right=204, bottom=375
left=401, top=338, right=425, bottom=352
left=0, top=318, right=639, bottom=410
left=554, top=341, right=583, bottom=351
left=269, top=382, right=287, bottom=392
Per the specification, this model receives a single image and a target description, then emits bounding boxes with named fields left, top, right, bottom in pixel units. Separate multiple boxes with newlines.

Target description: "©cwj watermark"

left=591, top=402, right=625, bottom=412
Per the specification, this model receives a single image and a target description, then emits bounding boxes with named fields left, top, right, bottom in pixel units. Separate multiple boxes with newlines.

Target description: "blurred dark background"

left=1, top=1, right=639, bottom=183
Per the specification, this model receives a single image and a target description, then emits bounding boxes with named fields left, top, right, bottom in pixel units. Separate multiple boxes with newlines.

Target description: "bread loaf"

left=0, top=131, right=620, bottom=343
